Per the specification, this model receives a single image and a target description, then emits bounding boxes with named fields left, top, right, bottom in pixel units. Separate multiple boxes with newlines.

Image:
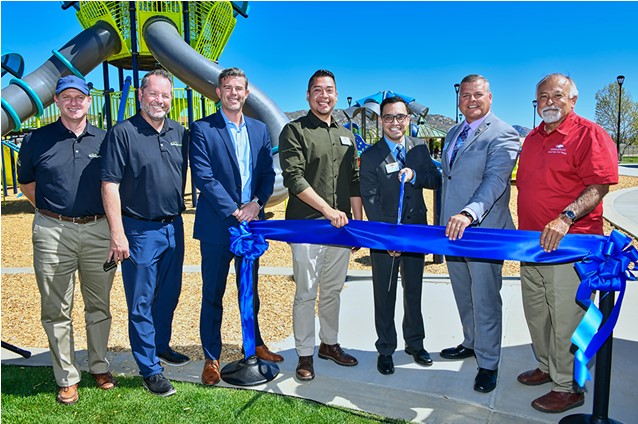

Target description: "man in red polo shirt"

left=516, top=73, right=618, bottom=414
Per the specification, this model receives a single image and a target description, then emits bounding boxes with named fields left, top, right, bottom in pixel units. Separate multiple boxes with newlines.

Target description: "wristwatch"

left=560, top=210, right=576, bottom=225
left=460, top=210, right=474, bottom=223
left=252, top=197, right=264, bottom=209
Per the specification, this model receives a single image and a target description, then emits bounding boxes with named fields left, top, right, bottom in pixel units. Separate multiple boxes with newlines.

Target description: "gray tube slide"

left=1, top=20, right=121, bottom=136
left=143, top=17, right=289, bottom=206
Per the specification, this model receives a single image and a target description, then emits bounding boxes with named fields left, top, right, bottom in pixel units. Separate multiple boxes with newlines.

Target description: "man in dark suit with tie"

left=439, top=74, right=520, bottom=393
left=360, top=96, right=441, bottom=375
left=189, top=67, right=281, bottom=387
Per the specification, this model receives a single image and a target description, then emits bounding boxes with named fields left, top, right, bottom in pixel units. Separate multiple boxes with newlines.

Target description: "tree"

left=595, top=81, right=638, bottom=160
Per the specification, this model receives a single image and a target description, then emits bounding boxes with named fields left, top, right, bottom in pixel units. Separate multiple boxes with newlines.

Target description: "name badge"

left=385, top=162, right=400, bottom=174
left=340, top=136, right=352, bottom=146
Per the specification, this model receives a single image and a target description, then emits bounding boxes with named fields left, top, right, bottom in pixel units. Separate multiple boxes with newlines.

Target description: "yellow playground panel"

left=75, top=1, right=236, bottom=69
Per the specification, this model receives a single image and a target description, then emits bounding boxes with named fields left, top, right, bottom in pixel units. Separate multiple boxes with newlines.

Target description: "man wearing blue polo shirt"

left=18, top=75, right=117, bottom=405
left=100, top=69, right=189, bottom=397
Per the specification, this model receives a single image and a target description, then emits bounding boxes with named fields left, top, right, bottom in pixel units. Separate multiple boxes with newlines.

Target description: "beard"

left=142, top=102, right=169, bottom=121
left=540, top=107, right=562, bottom=124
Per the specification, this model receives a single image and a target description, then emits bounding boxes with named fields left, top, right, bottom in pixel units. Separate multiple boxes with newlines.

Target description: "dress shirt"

left=221, top=110, right=252, bottom=204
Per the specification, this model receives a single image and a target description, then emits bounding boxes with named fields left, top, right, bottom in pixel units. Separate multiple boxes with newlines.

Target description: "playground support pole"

left=182, top=1, right=197, bottom=208
left=102, top=62, right=112, bottom=130
left=118, top=68, right=124, bottom=91
left=10, top=149, right=18, bottom=194
left=129, top=1, right=140, bottom=113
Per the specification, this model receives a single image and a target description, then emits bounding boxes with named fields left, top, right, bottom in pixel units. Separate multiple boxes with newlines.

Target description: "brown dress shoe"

left=91, top=372, right=116, bottom=390
left=517, top=368, right=551, bottom=386
left=318, top=343, right=358, bottom=366
left=532, top=391, right=585, bottom=413
left=255, top=345, right=284, bottom=362
left=57, top=383, right=79, bottom=405
left=202, top=359, right=221, bottom=386
left=296, top=355, right=314, bottom=381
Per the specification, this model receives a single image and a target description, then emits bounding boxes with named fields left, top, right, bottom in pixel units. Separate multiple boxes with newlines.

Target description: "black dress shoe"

left=474, top=368, right=498, bottom=393
left=404, top=347, right=433, bottom=367
left=158, top=348, right=191, bottom=366
left=377, top=354, right=394, bottom=375
left=440, top=345, right=475, bottom=360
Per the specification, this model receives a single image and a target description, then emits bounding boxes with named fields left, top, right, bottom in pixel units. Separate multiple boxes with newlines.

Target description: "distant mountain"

left=284, top=110, right=530, bottom=137
left=513, top=125, right=531, bottom=137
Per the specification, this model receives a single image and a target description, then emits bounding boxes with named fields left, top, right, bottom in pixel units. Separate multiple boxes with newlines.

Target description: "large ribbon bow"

left=571, top=231, right=638, bottom=387
left=229, top=221, right=269, bottom=358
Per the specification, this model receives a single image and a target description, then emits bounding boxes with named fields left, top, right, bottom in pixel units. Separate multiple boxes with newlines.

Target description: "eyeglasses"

left=381, top=114, right=409, bottom=123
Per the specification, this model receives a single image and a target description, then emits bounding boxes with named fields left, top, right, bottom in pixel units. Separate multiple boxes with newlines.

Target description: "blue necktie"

left=396, top=144, right=406, bottom=169
left=450, top=125, right=470, bottom=168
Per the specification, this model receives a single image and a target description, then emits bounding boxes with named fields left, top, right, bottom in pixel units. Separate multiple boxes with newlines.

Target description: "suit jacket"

left=360, top=136, right=441, bottom=224
left=439, top=113, right=520, bottom=229
left=190, top=112, right=275, bottom=245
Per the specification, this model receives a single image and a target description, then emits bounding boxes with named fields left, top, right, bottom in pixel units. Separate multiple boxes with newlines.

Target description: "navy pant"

left=121, top=216, right=184, bottom=378
left=200, top=241, right=263, bottom=360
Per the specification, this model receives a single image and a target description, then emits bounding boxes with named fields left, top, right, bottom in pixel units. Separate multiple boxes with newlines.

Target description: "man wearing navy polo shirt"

left=100, top=69, right=189, bottom=397
left=18, top=75, right=117, bottom=405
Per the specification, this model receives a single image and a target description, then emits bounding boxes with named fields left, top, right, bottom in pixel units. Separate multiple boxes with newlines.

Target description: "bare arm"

left=540, top=184, right=610, bottom=252
left=19, top=182, right=36, bottom=206
left=101, top=181, right=129, bottom=261
left=297, top=187, right=349, bottom=228
left=350, top=196, right=363, bottom=221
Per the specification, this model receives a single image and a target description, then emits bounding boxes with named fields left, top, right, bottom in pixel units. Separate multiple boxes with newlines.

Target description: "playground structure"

left=1, top=1, right=439, bottom=202
left=1, top=1, right=287, bottom=204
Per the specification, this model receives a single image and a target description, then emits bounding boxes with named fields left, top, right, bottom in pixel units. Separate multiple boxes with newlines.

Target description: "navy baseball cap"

left=56, top=75, right=89, bottom=95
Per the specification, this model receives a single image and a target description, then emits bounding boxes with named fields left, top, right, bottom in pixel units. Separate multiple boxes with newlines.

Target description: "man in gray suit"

left=439, top=74, right=520, bottom=393
left=360, top=96, right=441, bottom=375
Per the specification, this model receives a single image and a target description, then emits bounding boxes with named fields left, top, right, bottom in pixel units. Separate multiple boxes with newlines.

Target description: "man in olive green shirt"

left=279, top=69, right=362, bottom=382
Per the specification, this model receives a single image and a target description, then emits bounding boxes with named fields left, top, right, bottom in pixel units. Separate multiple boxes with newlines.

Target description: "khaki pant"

left=33, top=212, right=115, bottom=387
left=290, top=243, right=351, bottom=357
left=521, top=262, right=585, bottom=393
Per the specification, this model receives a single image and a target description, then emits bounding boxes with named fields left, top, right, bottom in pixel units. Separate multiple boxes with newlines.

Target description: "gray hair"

left=140, top=68, right=173, bottom=91
left=536, top=73, right=579, bottom=98
left=460, top=74, right=490, bottom=91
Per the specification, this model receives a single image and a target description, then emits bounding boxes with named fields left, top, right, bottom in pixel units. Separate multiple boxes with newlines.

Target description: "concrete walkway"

left=3, top=273, right=637, bottom=423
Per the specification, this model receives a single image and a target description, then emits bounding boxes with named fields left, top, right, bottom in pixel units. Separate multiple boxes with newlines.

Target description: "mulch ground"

left=2, top=176, right=637, bottom=363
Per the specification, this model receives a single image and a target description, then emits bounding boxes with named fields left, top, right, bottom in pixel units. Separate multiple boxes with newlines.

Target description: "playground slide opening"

left=142, top=16, right=289, bottom=206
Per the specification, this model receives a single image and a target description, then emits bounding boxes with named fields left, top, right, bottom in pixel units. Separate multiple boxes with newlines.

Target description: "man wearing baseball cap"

left=17, top=75, right=117, bottom=405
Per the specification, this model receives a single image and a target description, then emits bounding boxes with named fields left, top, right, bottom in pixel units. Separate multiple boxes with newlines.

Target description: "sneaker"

left=158, top=348, right=191, bottom=366
left=143, top=373, right=176, bottom=397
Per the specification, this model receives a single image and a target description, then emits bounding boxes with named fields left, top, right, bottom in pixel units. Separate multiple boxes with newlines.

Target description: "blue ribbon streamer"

left=397, top=173, right=405, bottom=225
left=230, top=219, right=636, bottom=384
left=228, top=222, right=269, bottom=359
left=571, top=231, right=638, bottom=387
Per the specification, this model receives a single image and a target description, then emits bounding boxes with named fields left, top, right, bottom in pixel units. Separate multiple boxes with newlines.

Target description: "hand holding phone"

left=103, top=259, right=117, bottom=272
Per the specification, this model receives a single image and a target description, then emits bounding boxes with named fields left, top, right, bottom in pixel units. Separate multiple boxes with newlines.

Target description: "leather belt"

left=122, top=212, right=178, bottom=223
left=37, top=208, right=105, bottom=224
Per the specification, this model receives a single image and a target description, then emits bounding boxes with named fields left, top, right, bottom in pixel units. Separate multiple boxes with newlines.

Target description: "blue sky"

left=2, top=1, right=637, bottom=129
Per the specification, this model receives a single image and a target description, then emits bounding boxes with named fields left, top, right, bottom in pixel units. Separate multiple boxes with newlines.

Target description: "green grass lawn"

left=1, top=365, right=403, bottom=423
left=621, top=156, right=638, bottom=164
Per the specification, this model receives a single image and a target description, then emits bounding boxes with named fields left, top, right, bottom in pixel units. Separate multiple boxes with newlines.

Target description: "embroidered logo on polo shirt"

left=548, top=144, right=567, bottom=155
left=88, top=153, right=101, bottom=159
left=170, top=141, right=182, bottom=147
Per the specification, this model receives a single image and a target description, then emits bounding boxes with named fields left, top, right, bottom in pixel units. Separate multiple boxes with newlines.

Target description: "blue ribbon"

left=397, top=173, right=406, bottom=225
left=248, top=220, right=605, bottom=263
left=571, top=231, right=638, bottom=387
left=230, top=219, right=636, bottom=384
left=228, top=222, right=269, bottom=359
